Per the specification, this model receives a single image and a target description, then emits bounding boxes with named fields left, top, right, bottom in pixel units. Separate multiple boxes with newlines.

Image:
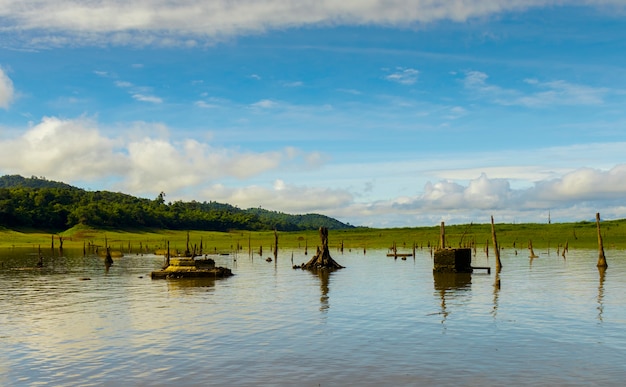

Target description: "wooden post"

left=274, top=229, right=278, bottom=261
left=596, top=212, right=608, bottom=268
left=185, top=231, right=191, bottom=257
left=491, top=215, right=502, bottom=270
left=528, top=240, right=538, bottom=258
left=37, top=245, right=43, bottom=267
left=440, top=221, right=445, bottom=249
left=105, top=246, right=113, bottom=266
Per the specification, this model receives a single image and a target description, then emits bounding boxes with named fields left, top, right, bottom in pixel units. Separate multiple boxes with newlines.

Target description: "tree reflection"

left=492, top=267, right=501, bottom=319
left=597, top=266, right=606, bottom=323
left=308, top=268, right=334, bottom=313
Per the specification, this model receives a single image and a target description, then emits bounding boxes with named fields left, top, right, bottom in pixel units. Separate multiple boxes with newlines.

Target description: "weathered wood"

left=105, top=246, right=113, bottom=266
left=596, top=212, right=608, bottom=268
left=440, top=221, right=445, bottom=249
left=491, top=216, right=502, bottom=270
left=274, top=229, right=278, bottom=261
left=528, top=240, right=538, bottom=258
left=300, top=227, right=344, bottom=270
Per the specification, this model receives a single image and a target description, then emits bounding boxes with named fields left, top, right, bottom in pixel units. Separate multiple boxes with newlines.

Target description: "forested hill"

left=0, top=175, right=353, bottom=232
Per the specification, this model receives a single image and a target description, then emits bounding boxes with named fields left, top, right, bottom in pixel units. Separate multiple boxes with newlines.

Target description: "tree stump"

left=301, top=227, right=344, bottom=270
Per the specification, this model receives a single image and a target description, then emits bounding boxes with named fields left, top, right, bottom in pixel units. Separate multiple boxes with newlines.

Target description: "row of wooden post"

left=442, top=212, right=608, bottom=271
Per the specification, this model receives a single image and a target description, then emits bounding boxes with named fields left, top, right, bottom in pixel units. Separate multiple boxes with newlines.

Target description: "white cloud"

left=0, top=67, right=15, bottom=109
left=390, top=166, right=626, bottom=221
left=282, top=81, right=303, bottom=87
left=115, top=80, right=133, bottom=88
left=463, top=70, right=610, bottom=107
left=0, top=116, right=323, bottom=199
left=250, top=99, right=278, bottom=109
left=0, top=116, right=127, bottom=180
left=1, top=116, right=626, bottom=227
left=385, top=67, right=419, bottom=85
left=132, top=93, right=163, bottom=104
left=201, top=180, right=354, bottom=214
left=4, top=1, right=623, bottom=47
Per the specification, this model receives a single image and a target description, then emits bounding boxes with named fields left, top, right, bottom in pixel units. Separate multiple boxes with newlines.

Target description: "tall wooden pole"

left=491, top=215, right=502, bottom=270
left=596, top=213, right=608, bottom=268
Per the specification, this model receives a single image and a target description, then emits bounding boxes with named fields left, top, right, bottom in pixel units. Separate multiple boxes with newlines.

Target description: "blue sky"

left=1, top=1, right=626, bottom=227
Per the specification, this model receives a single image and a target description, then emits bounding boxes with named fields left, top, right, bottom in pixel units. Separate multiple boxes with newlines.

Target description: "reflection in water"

left=166, top=277, right=217, bottom=292
left=597, top=266, right=606, bottom=322
left=492, top=267, right=501, bottom=319
left=308, top=268, right=333, bottom=312
left=433, top=272, right=471, bottom=325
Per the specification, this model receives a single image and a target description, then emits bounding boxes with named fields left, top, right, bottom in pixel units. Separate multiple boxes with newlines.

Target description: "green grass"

left=0, top=219, right=624, bottom=253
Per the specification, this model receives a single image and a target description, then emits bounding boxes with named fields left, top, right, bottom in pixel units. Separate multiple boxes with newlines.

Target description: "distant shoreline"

left=0, top=219, right=623, bottom=251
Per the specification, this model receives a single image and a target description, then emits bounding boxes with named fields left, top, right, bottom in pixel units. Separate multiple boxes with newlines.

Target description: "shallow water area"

left=1, top=246, right=626, bottom=386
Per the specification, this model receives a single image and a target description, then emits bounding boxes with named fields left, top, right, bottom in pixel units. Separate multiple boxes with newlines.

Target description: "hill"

left=0, top=175, right=353, bottom=232
left=0, top=174, right=78, bottom=190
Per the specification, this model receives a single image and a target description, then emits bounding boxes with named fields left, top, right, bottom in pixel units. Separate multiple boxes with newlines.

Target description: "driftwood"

left=300, top=227, right=344, bottom=270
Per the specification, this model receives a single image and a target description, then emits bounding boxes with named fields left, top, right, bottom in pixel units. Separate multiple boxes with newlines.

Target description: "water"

left=1, top=246, right=626, bottom=386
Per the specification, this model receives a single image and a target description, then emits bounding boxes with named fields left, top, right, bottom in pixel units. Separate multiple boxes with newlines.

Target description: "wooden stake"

left=491, top=216, right=502, bottom=270
left=596, top=213, right=608, bottom=268
left=440, top=221, right=445, bottom=249
left=528, top=240, right=538, bottom=258
left=274, top=229, right=278, bottom=261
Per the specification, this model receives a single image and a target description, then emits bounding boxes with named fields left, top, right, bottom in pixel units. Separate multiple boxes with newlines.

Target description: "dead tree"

left=301, top=227, right=344, bottom=270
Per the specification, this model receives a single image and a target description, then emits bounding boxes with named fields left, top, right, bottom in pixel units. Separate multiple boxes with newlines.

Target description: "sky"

left=1, top=1, right=626, bottom=228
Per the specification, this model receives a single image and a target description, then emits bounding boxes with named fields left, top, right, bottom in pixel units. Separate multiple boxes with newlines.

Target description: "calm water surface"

left=1, top=246, right=625, bottom=386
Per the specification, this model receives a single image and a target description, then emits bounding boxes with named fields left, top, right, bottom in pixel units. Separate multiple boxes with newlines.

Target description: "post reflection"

left=597, top=266, right=606, bottom=322
left=166, top=277, right=217, bottom=292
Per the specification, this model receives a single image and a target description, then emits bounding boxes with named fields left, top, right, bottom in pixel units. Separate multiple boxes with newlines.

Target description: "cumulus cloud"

left=0, top=116, right=324, bottom=198
left=528, top=165, right=626, bottom=203
left=200, top=179, right=354, bottom=214
left=0, top=67, right=15, bottom=109
left=400, top=173, right=513, bottom=211
left=3, top=1, right=622, bottom=47
left=0, top=116, right=127, bottom=180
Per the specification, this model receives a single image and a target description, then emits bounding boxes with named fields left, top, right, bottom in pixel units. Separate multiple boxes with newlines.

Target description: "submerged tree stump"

left=301, top=227, right=344, bottom=270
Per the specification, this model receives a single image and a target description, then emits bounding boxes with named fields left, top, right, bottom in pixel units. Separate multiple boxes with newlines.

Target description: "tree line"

left=0, top=175, right=352, bottom=232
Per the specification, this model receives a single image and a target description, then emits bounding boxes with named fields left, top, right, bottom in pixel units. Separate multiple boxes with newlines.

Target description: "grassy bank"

left=1, top=219, right=624, bottom=254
